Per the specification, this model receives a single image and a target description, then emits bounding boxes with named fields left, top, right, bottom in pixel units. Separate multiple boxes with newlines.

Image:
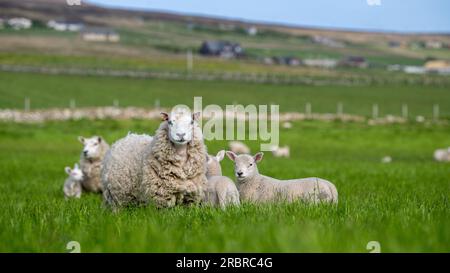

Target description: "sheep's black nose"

left=177, top=133, right=186, bottom=138
left=83, top=151, right=88, bottom=156
left=237, top=171, right=243, bottom=176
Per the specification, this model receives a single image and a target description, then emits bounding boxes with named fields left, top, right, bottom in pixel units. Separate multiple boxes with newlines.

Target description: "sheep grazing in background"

left=282, top=121, right=293, bottom=129
left=63, top=163, right=83, bottom=199
left=102, top=108, right=208, bottom=209
left=381, top=156, right=392, bottom=163
left=204, top=150, right=240, bottom=209
left=78, top=136, right=110, bottom=193
left=226, top=151, right=338, bottom=204
left=228, top=141, right=250, bottom=154
left=434, top=147, right=450, bottom=162
left=270, top=145, right=290, bottom=158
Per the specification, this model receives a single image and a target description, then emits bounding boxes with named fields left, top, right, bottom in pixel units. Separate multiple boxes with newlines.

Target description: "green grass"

left=0, top=119, right=449, bottom=252
left=1, top=71, right=449, bottom=118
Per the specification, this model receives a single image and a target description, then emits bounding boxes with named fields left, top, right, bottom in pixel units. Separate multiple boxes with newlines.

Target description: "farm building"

left=81, top=27, right=120, bottom=42
left=424, top=60, right=450, bottom=75
left=7, top=18, right=32, bottom=30
left=303, top=59, right=338, bottom=69
left=47, top=20, right=84, bottom=32
left=199, top=40, right=243, bottom=58
left=246, top=26, right=258, bottom=36
left=339, top=56, right=368, bottom=68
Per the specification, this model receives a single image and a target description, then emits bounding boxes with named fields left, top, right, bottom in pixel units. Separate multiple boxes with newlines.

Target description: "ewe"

left=228, top=141, right=250, bottom=154
left=78, top=136, right=109, bottom=193
left=63, top=163, right=83, bottom=199
left=204, top=150, right=240, bottom=209
left=102, top=108, right=208, bottom=209
left=226, top=151, right=338, bottom=204
left=270, top=145, right=290, bottom=158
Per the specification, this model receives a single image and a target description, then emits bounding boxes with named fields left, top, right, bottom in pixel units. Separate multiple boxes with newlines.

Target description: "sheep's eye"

left=249, top=163, right=253, bottom=167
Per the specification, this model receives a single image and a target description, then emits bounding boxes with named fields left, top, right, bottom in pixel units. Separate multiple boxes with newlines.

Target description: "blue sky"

left=87, top=0, right=450, bottom=33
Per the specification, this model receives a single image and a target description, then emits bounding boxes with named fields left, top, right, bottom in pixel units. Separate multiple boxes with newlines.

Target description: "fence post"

left=337, top=102, right=343, bottom=116
left=187, top=50, right=193, bottom=72
left=306, top=102, right=312, bottom=118
left=402, top=104, right=408, bottom=119
left=433, top=104, right=439, bottom=121
left=24, top=97, right=30, bottom=112
left=372, top=104, right=378, bottom=119
left=70, top=99, right=76, bottom=109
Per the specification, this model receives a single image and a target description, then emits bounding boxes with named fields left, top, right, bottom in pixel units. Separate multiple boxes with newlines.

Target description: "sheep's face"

left=161, top=110, right=201, bottom=145
left=65, top=164, right=83, bottom=181
left=79, top=136, right=103, bottom=159
left=226, top=151, right=264, bottom=181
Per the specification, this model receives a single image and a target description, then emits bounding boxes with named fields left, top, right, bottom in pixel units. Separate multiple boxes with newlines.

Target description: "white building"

left=8, top=18, right=32, bottom=30
left=81, top=27, right=120, bottom=42
left=246, top=26, right=258, bottom=36
left=303, top=59, right=338, bottom=69
left=47, top=20, right=84, bottom=32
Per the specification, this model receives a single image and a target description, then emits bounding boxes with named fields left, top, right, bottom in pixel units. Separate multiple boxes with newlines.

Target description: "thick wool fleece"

left=79, top=140, right=109, bottom=193
left=139, top=122, right=208, bottom=208
left=102, top=133, right=153, bottom=208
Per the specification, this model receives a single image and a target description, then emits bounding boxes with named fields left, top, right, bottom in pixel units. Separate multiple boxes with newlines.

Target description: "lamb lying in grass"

left=63, top=163, right=83, bottom=199
left=204, top=150, right=240, bottom=209
left=226, top=151, right=338, bottom=204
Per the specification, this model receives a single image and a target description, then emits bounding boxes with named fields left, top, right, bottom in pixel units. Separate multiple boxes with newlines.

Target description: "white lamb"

left=226, top=151, right=338, bottom=204
left=434, top=147, right=450, bottom=162
left=204, top=150, right=240, bottom=209
left=228, top=141, right=250, bottom=154
left=78, top=136, right=110, bottom=193
left=63, top=163, right=83, bottom=199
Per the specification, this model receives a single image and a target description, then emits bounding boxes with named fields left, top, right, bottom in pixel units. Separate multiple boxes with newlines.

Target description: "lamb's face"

left=65, top=164, right=84, bottom=181
left=226, top=151, right=264, bottom=181
left=79, top=136, right=103, bottom=159
left=162, top=110, right=201, bottom=145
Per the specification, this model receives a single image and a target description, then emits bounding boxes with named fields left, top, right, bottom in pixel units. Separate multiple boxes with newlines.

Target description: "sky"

left=87, top=0, right=450, bottom=33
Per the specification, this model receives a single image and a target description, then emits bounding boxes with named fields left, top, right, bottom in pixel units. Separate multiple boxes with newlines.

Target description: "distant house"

left=47, top=20, right=84, bottom=32
left=199, top=40, right=243, bottom=59
left=246, top=26, right=258, bottom=36
left=303, top=59, right=337, bottom=69
left=7, top=18, right=32, bottom=30
left=425, top=41, right=443, bottom=49
left=339, top=56, right=368, bottom=68
left=424, top=60, right=450, bottom=75
left=81, top=27, right=120, bottom=42
left=403, top=66, right=426, bottom=74
left=312, top=35, right=344, bottom=48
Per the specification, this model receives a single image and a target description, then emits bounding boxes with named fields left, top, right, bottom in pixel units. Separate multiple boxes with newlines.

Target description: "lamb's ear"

left=78, top=136, right=85, bottom=144
left=192, top=112, right=201, bottom=121
left=226, top=151, right=237, bottom=162
left=216, top=150, right=225, bottom=162
left=74, top=163, right=79, bottom=169
left=65, top=167, right=71, bottom=175
left=254, top=152, right=264, bottom=163
left=160, top=112, right=169, bottom=121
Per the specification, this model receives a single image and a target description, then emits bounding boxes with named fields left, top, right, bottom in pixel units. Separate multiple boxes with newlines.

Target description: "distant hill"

left=1, top=0, right=449, bottom=44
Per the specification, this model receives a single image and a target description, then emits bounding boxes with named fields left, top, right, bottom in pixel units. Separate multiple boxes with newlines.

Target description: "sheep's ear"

left=74, top=163, right=79, bottom=169
left=97, top=136, right=102, bottom=143
left=254, top=152, right=264, bottom=163
left=216, top=150, right=225, bottom=162
left=65, top=167, right=71, bottom=174
left=226, top=151, right=237, bottom=162
left=160, top=112, right=169, bottom=121
left=192, top=112, right=201, bottom=121
left=78, top=136, right=85, bottom=144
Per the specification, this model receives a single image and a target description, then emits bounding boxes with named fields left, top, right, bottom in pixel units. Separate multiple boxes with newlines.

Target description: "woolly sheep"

left=381, top=156, right=392, bottom=163
left=63, top=163, right=83, bottom=199
left=228, top=141, right=250, bottom=154
left=434, top=147, right=450, bottom=162
left=78, top=136, right=110, bottom=193
left=270, top=145, right=290, bottom=158
left=226, top=151, right=338, bottom=204
left=102, top=108, right=208, bottom=209
left=204, top=150, right=240, bottom=209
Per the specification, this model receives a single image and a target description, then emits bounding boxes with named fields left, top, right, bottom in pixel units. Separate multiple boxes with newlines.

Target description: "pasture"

left=0, top=118, right=449, bottom=252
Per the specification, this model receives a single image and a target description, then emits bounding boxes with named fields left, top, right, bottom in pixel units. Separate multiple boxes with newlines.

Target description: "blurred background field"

left=0, top=0, right=449, bottom=253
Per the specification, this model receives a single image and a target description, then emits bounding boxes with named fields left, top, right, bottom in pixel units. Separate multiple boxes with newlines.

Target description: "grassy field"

left=0, top=119, right=449, bottom=252
left=1, top=71, right=450, bottom=118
